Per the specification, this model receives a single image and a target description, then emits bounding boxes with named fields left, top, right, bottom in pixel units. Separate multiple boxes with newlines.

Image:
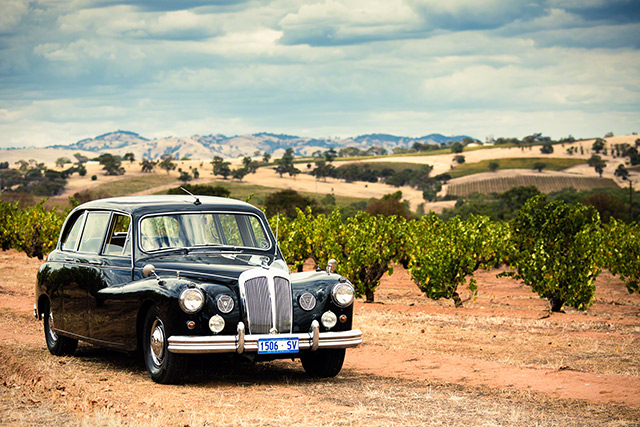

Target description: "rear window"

left=61, top=212, right=85, bottom=251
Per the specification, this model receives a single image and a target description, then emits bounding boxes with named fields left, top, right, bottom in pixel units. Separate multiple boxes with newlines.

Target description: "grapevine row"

left=0, top=199, right=637, bottom=310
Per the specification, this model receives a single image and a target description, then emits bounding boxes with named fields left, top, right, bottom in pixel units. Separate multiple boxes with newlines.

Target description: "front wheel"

left=300, top=348, right=346, bottom=378
left=142, top=306, right=185, bottom=384
left=43, top=303, right=77, bottom=356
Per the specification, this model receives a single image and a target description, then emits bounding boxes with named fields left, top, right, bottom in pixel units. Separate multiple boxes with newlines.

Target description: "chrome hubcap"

left=149, top=318, right=165, bottom=366
left=48, top=312, right=58, bottom=341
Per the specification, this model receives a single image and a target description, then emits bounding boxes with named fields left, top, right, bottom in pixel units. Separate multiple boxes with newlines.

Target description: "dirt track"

left=1, top=250, right=639, bottom=426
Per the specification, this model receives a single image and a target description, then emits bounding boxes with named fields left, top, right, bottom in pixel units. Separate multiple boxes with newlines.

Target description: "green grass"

left=89, top=174, right=179, bottom=196
left=334, top=162, right=433, bottom=173
left=156, top=180, right=368, bottom=208
left=448, top=158, right=586, bottom=178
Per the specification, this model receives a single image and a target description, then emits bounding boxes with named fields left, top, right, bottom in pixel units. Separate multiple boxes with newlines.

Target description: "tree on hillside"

left=588, top=155, right=606, bottom=177
left=211, top=156, right=231, bottom=179
left=264, top=189, right=317, bottom=218
left=451, top=141, right=464, bottom=153
left=140, top=158, right=156, bottom=173
left=55, top=157, right=71, bottom=168
left=159, top=156, right=177, bottom=174
left=242, top=157, right=259, bottom=174
left=178, top=171, right=192, bottom=183
left=540, top=142, right=554, bottom=154
left=454, top=155, right=465, bottom=164
left=73, top=153, right=89, bottom=164
left=123, top=152, right=135, bottom=163
left=231, top=167, right=249, bottom=181
left=488, top=161, right=499, bottom=172
left=592, top=138, right=605, bottom=153
left=533, top=162, right=547, bottom=173
left=366, top=191, right=412, bottom=220
left=262, top=152, right=272, bottom=164
left=614, top=164, right=629, bottom=181
left=274, top=148, right=300, bottom=178
left=98, top=153, right=125, bottom=175
left=324, top=148, right=338, bottom=163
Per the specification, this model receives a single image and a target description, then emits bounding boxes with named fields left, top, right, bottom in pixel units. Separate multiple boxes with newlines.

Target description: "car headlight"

left=179, top=287, right=205, bottom=313
left=209, top=315, right=225, bottom=334
left=331, top=282, right=355, bottom=307
left=321, top=311, right=337, bottom=329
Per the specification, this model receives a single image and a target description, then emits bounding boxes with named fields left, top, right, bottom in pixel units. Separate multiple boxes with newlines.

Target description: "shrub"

left=503, top=196, right=601, bottom=312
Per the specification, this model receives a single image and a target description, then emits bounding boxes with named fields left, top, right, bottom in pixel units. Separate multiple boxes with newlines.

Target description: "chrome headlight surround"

left=179, top=287, right=205, bottom=313
left=331, top=282, right=355, bottom=307
left=216, top=294, right=235, bottom=314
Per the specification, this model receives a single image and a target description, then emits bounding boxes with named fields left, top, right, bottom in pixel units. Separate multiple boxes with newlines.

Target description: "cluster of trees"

left=492, top=133, right=575, bottom=146
left=310, top=161, right=444, bottom=201
left=442, top=186, right=639, bottom=223
left=336, top=146, right=388, bottom=157
left=0, top=158, right=87, bottom=196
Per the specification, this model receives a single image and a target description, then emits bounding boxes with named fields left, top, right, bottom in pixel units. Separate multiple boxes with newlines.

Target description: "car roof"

left=75, top=195, right=264, bottom=217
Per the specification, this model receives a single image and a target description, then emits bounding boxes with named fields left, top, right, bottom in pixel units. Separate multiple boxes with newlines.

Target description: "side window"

left=77, top=212, right=111, bottom=254
left=103, top=214, right=131, bottom=256
left=61, top=212, right=86, bottom=251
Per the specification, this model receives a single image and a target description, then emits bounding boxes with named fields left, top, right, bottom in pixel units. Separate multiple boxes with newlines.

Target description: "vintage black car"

left=34, top=195, right=362, bottom=383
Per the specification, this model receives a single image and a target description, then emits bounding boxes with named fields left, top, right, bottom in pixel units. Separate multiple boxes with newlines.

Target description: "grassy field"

left=448, top=157, right=586, bottom=178
left=448, top=175, right=618, bottom=197
left=157, top=180, right=369, bottom=208
left=87, top=173, right=179, bottom=196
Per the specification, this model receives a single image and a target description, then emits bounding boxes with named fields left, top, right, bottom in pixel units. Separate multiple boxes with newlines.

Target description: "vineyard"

left=447, top=175, right=618, bottom=197
left=1, top=197, right=638, bottom=311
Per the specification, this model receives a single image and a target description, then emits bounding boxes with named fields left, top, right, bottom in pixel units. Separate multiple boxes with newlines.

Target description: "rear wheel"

left=43, top=303, right=77, bottom=356
left=301, top=348, right=346, bottom=378
left=142, top=306, right=185, bottom=384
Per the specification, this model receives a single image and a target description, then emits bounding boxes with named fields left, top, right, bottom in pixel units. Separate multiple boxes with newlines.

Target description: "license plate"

left=258, top=337, right=299, bottom=354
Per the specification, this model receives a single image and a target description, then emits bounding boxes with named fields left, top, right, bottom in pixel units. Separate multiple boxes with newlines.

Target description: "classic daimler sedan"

left=34, top=195, right=362, bottom=383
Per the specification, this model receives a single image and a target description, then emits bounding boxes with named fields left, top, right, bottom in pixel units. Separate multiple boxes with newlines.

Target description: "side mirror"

left=143, top=264, right=156, bottom=278
left=326, top=259, right=337, bottom=274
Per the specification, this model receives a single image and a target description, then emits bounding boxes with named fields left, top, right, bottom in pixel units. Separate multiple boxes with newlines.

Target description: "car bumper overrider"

left=167, top=320, right=363, bottom=354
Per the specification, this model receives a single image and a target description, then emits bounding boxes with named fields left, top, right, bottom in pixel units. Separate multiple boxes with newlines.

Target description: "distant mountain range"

left=49, top=130, right=474, bottom=160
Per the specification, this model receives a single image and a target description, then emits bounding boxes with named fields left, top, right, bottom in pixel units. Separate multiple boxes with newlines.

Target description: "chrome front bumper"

left=167, top=320, right=363, bottom=354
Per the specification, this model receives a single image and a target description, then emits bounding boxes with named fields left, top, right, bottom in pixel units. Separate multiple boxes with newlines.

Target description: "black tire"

left=43, top=302, right=77, bottom=356
left=301, top=348, right=346, bottom=378
left=142, top=306, right=185, bottom=384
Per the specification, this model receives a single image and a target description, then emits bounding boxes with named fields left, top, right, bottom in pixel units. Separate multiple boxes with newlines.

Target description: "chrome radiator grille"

left=239, top=270, right=292, bottom=335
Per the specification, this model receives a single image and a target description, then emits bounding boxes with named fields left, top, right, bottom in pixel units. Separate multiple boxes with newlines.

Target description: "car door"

left=87, top=212, right=133, bottom=346
left=62, top=210, right=111, bottom=339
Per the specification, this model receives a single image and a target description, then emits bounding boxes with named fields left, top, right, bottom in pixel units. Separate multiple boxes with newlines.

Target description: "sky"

left=1, top=0, right=639, bottom=148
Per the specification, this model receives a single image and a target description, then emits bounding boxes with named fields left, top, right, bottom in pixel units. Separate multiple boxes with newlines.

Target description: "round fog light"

left=321, top=311, right=337, bottom=329
left=339, top=314, right=347, bottom=323
left=187, top=320, right=196, bottom=330
left=209, top=315, right=225, bottom=334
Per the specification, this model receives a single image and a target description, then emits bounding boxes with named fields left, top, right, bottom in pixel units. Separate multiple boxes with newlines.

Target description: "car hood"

left=137, top=253, right=287, bottom=283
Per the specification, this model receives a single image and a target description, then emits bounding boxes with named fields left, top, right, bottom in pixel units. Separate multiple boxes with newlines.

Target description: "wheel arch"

left=37, top=294, right=50, bottom=320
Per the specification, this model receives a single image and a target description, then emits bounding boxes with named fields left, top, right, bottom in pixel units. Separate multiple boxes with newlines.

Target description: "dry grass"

left=1, top=251, right=640, bottom=425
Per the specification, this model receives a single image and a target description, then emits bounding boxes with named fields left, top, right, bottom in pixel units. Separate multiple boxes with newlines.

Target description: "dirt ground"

left=1, top=249, right=639, bottom=426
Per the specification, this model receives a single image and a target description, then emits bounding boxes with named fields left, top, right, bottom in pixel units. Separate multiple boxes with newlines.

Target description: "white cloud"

left=0, top=0, right=29, bottom=33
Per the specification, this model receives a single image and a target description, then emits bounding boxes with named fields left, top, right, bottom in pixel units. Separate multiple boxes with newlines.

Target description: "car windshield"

left=139, top=212, right=271, bottom=252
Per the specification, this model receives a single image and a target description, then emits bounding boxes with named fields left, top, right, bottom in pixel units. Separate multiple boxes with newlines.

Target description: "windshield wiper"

left=145, top=247, right=189, bottom=257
